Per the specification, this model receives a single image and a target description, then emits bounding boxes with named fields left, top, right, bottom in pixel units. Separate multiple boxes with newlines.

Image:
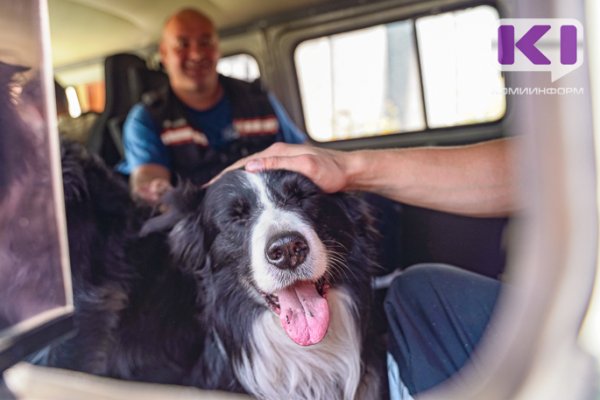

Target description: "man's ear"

left=140, top=183, right=205, bottom=236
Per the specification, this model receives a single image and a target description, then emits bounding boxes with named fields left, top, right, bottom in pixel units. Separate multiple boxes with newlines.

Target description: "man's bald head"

left=159, top=8, right=221, bottom=102
left=161, top=8, right=216, bottom=43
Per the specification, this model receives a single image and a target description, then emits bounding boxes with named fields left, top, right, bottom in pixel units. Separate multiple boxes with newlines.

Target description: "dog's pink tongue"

left=276, top=281, right=329, bottom=346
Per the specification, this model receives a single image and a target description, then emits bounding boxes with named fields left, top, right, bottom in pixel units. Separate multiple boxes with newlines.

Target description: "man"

left=217, top=138, right=515, bottom=397
left=118, top=8, right=305, bottom=204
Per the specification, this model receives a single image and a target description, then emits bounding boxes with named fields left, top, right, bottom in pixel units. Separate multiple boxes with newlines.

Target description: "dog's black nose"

left=265, top=232, right=309, bottom=270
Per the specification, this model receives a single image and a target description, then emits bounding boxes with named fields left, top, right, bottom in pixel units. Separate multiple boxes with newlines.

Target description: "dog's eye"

left=229, top=198, right=250, bottom=224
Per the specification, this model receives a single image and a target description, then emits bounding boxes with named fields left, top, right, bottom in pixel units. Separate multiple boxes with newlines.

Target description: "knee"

left=384, top=263, right=501, bottom=321
left=385, top=263, right=456, bottom=304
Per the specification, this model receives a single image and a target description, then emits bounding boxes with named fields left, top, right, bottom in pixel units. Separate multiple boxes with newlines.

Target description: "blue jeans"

left=385, top=263, right=501, bottom=395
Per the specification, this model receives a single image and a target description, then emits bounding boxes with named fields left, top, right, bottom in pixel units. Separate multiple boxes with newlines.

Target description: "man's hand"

left=130, top=164, right=173, bottom=205
left=135, top=177, right=173, bottom=205
left=208, top=143, right=353, bottom=193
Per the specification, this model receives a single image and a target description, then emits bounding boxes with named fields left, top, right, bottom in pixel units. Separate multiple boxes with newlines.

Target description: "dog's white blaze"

left=245, top=172, right=327, bottom=293
left=235, top=287, right=362, bottom=400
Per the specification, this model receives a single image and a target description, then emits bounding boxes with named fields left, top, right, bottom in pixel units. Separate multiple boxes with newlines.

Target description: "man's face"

left=160, top=14, right=220, bottom=93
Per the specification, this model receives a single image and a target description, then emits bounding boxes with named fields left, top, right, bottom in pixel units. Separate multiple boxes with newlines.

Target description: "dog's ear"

left=167, top=212, right=208, bottom=272
left=140, top=182, right=205, bottom=236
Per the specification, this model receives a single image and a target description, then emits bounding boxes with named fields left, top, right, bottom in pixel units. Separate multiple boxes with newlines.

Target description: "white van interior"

left=1, top=0, right=599, bottom=399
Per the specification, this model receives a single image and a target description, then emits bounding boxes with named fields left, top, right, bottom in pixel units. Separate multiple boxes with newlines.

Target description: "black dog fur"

left=44, top=142, right=386, bottom=398
left=1, top=64, right=384, bottom=397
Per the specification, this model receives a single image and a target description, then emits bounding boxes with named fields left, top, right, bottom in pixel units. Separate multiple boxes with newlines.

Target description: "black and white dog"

left=46, top=143, right=385, bottom=399
left=164, top=168, right=384, bottom=399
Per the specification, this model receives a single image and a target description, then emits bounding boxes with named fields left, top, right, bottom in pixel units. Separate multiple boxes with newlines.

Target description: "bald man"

left=118, top=8, right=306, bottom=204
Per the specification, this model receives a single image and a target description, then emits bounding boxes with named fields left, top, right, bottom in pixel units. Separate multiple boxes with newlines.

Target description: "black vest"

left=143, top=75, right=279, bottom=185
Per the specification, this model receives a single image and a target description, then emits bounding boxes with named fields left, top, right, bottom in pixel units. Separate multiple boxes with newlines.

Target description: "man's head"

left=160, top=9, right=220, bottom=96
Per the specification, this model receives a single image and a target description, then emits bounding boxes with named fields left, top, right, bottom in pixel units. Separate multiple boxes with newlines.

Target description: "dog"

left=155, top=167, right=385, bottom=399
left=0, top=62, right=69, bottom=330
left=39, top=140, right=386, bottom=399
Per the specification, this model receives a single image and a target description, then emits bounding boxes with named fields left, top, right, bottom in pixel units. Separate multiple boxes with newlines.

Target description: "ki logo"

left=495, top=19, right=584, bottom=82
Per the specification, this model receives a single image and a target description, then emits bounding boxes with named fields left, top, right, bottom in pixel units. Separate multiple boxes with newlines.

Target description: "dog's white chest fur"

left=235, top=287, right=363, bottom=400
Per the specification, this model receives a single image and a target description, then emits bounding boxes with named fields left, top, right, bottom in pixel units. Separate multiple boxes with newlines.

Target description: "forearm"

left=221, top=139, right=516, bottom=217
left=342, top=139, right=516, bottom=217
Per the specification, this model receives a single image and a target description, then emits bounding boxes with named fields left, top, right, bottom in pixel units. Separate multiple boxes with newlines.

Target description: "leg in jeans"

left=385, top=263, right=501, bottom=395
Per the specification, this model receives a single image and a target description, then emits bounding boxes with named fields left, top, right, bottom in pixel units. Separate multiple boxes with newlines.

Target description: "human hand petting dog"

left=210, top=139, right=515, bottom=218
left=208, top=143, right=355, bottom=193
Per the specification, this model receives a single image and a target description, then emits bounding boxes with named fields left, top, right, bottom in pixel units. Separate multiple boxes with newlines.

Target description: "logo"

left=494, top=19, right=584, bottom=82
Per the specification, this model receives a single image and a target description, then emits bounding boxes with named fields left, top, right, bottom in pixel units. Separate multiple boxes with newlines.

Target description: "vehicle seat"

left=399, top=205, right=508, bottom=279
left=86, top=53, right=146, bottom=167
left=128, top=66, right=168, bottom=104
left=102, top=67, right=169, bottom=165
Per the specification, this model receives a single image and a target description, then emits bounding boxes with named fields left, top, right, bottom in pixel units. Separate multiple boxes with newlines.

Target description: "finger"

left=206, top=155, right=287, bottom=188
left=208, top=151, right=265, bottom=186
left=135, top=188, right=160, bottom=205
left=205, top=143, right=311, bottom=187
left=205, top=160, right=245, bottom=187
left=245, top=155, right=305, bottom=175
left=152, top=180, right=173, bottom=196
left=244, top=158, right=266, bottom=172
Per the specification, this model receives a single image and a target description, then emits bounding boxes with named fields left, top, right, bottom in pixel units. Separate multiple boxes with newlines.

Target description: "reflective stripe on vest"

left=160, top=126, right=209, bottom=147
left=233, top=116, right=279, bottom=136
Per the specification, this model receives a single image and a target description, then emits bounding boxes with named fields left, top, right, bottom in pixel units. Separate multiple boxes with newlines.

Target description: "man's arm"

left=341, top=139, right=515, bottom=217
left=121, top=104, right=173, bottom=204
left=213, top=138, right=516, bottom=217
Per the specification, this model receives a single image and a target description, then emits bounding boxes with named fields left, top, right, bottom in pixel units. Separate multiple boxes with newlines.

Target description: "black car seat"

left=86, top=53, right=147, bottom=167
left=104, top=65, right=169, bottom=166
left=128, top=65, right=168, bottom=105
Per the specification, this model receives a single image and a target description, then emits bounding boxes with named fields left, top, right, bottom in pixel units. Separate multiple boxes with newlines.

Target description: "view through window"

left=295, top=5, right=506, bottom=142
left=218, top=53, right=260, bottom=82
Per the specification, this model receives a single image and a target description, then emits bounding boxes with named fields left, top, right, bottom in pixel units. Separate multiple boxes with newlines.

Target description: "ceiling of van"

left=48, top=0, right=329, bottom=68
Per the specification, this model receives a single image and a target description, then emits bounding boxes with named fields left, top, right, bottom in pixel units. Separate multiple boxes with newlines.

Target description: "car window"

left=56, top=52, right=261, bottom=116
left=416, top=6, right=505, bottom=128
left=294, top=5, right=505, bottom=142
left=218, top=53, right=260, bottom=82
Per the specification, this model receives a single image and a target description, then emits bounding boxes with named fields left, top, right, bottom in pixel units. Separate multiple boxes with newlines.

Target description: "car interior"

left=1, top=0, right=599, bottom=399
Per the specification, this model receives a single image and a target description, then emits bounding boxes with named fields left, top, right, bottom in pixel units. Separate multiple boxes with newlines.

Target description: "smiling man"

left=118, top=8, right=306, bottom=204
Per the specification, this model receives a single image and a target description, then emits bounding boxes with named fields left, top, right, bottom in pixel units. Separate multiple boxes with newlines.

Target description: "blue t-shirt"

left=117, top=94, right=306, bottom=175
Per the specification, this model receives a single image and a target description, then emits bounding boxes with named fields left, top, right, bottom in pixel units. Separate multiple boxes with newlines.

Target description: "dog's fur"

left=164, top=168, right=384, bottom=399
left=46, top=143, right=386, bottom=398
left=49, top=142, right=200, bottom=383
left=0, top=62, right=67, bottom=329
left=1, top=65, right=384, bottom=398
left=59, top=143, right=385, bottom=398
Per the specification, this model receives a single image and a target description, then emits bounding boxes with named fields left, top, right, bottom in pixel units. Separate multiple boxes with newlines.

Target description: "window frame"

left=264, top=0, right=508, bottom=148
left=218, top=51, right=262, bottom=82
left=291, top=2, right=506, bottom=143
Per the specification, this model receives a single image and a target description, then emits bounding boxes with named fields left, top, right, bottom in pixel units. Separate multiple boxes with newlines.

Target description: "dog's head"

left=148, top=169, right=378, bottom=347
